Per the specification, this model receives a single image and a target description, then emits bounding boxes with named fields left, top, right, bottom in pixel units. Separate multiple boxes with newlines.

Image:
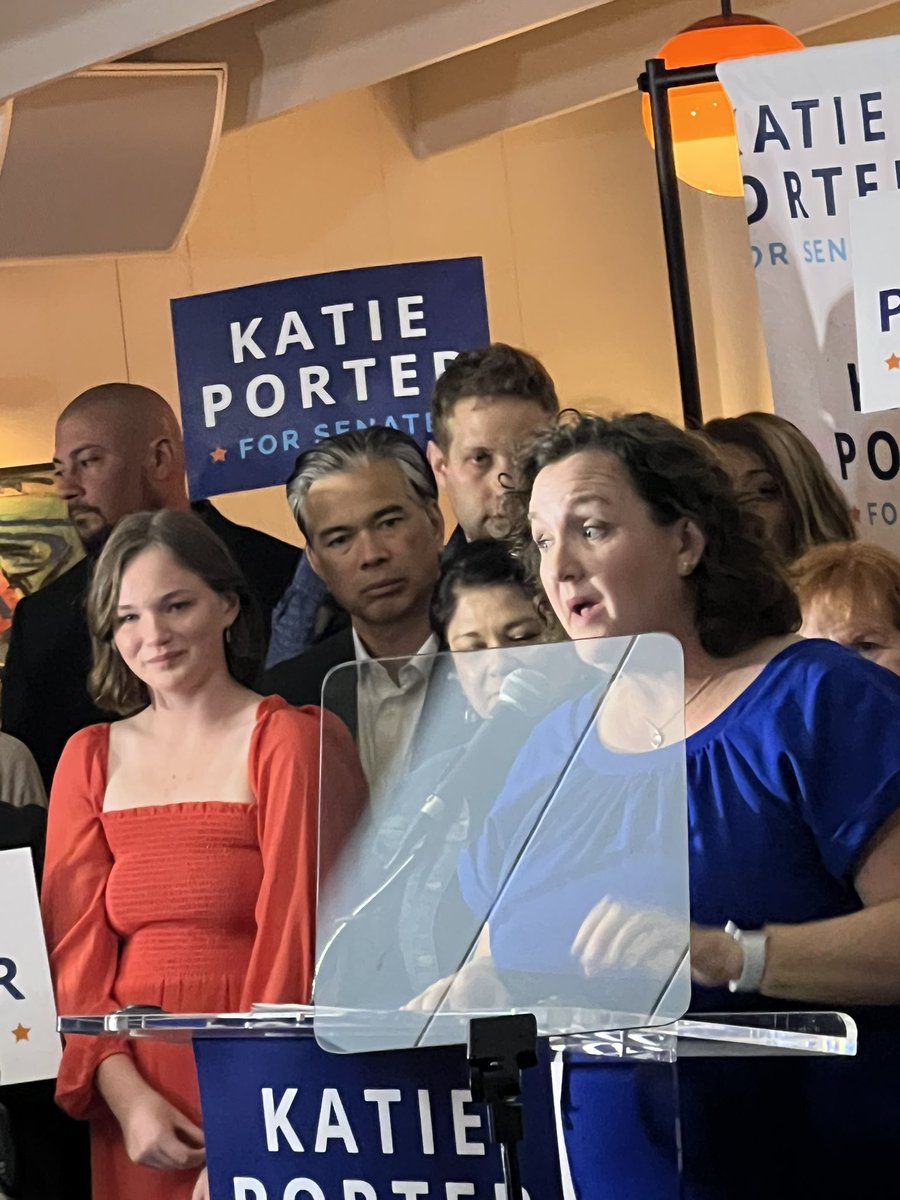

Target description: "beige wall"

left=0, top=81, right=769, bottom=542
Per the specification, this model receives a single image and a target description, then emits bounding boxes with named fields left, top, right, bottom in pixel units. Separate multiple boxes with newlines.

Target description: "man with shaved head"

left=52, top=382, right=188, bottom=550
left=1, top=383, right=298, bottom=791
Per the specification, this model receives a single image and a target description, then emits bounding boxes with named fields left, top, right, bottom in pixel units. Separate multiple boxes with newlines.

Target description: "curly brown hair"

left=510, top=411, right=800, bottom=658
left=87, top=510, right=264, bottom=715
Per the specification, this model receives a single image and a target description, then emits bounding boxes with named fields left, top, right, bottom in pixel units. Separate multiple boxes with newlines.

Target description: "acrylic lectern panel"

left=57, top=1009, right=859, bottom=1058
left=314, top=634, right=692, bottom=1052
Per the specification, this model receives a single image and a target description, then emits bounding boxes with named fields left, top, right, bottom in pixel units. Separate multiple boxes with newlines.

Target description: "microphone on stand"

left=314, top=668, right=555, bottom=988
left=386, top=668, right=553, bottom=862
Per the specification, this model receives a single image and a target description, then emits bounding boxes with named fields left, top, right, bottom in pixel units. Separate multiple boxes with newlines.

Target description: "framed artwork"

left=0, top=463, right=83, bottom=670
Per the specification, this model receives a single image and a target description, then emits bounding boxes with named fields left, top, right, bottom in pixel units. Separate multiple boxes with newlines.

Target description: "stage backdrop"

left=719, top=36, right=900, bottom=548
left=171, top=258, right=490, bottom=500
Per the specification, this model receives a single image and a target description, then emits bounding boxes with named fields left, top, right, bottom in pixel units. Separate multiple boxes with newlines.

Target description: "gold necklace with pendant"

left=645, top=672, right=717, bottom=750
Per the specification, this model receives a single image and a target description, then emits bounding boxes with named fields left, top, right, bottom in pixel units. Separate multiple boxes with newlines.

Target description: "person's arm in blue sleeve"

left=694, top=655, right=900, bottom=1003
left=265, top=553, right=328, bottom=669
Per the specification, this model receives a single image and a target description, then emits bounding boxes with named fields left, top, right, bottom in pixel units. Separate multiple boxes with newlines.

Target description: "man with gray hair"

left=261, top=427, right=451, bottom=791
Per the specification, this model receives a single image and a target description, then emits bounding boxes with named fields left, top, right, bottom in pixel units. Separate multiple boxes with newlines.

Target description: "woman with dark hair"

left=432, top=538, right=557, bottom=718
left=704, top=410, right=856, bottom=562
left=413, top=412, right=900, bottom=1196
left=41, top=511, right=365, bottom=1200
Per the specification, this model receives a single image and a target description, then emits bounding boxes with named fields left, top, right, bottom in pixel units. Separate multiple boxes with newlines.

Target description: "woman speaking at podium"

left=41, top=511, right=365, bottom=1200
left=453, top=412, right=900, bottom=1198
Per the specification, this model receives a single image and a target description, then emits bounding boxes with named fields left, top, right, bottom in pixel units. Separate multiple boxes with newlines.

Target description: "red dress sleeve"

left=242, top=699, right=367, bottom=1007
left=41, top=724, right=133, bottom=1119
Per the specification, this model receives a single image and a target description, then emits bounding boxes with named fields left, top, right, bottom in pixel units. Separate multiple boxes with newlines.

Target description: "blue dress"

left=459, top=639, right=900, bottom=1199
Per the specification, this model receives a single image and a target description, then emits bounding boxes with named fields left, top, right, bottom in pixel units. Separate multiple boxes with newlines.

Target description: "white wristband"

left=724, top=921, right=768, bottom=993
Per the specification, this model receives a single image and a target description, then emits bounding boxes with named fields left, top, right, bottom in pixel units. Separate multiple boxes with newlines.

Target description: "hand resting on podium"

left=404, top=926, right=512, bottom=1013
left=572, top=899, right=750, bottom=991
left=404, top=958, right=512, bottom=1014
left=572, top=897, right=688, bottom=979
left=403, top=895, right=689, bottom=1017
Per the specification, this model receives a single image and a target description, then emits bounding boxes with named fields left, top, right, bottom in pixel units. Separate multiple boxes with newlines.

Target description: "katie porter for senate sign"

left=171, top=258, right=490, bottom=500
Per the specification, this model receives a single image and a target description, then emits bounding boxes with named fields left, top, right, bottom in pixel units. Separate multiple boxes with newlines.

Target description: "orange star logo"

left=11, top=1024, right=30, bottom=1042
left=886, top=353, right=900, bottom=370
left=209, top=446, right=227, bottom=463
left=850, top=506, right=861, bottom=524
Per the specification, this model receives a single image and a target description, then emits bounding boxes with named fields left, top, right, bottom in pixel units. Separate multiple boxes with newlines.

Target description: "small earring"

left=680, top=561, right=692, bottom=576
left=225, top=625, right=233, bottom=645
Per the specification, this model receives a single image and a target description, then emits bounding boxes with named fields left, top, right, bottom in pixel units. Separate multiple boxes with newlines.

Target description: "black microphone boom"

left=390, top=668, right=553, bottom=856
left=315, top=668, right=563, bottom=999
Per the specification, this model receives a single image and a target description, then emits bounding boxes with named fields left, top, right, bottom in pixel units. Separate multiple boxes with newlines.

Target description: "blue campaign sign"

left=194, top=1035, right=563, bottom=1200
left=170, top=258, right=490, bottom=500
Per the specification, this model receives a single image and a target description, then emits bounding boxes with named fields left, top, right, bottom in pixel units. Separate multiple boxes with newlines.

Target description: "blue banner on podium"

left=171, top=258, right=490, bottom=500
left=194, top=1036, right=563, bottom=1200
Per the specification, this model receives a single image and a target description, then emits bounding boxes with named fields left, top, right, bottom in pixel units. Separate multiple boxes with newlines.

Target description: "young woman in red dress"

left=42, top=510, right=366, bottom=1200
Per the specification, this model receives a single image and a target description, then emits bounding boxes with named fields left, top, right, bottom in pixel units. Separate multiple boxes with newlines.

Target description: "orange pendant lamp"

left=642, top=5, right=803, bottom=197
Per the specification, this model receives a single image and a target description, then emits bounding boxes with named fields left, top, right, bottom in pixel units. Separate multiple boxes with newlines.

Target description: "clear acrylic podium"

left=58, top=1004, right=858, bottom=1059
left=59, top=636, right=861, bottom=1198
left=57, top=1007, right=857, bottom=1200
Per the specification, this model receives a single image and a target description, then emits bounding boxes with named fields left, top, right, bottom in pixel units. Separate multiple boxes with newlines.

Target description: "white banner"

left=719, top=37, right=900, bottom=548
left=850, top=190, right=900, bottom=413
left=0, top=848, right=61, bottom=1084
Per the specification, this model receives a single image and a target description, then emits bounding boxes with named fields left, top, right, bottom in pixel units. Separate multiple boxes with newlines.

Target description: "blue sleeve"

left=790, top=651, right=900, bottom=881
left=265, top=553, right=327, bottom=669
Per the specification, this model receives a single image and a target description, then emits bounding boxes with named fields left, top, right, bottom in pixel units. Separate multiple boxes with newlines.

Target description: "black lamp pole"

left=637, top=0, right=733, bottom=428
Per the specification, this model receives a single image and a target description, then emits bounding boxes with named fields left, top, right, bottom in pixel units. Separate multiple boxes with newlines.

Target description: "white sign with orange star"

left=718, top=39, right=900, bottom=550
left=851, top=191, right=900, bottom=413
left=0, top=849, right=61, bottom=1083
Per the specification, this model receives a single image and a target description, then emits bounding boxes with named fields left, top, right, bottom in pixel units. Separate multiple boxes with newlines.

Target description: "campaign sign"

left=0, top=848, right=61, bottom=1084
left=718, top=37, right=900, bottom=549
left=171, top=258, right=490, bottom=500
left=851, top=190, right=900, bottom=413
left=194, top=1035, right=563, bottom=1200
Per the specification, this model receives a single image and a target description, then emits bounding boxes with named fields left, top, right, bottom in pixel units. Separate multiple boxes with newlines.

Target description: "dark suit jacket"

left=197, top=501, right=298, bottom=621
left=0, top=802, right=48, bottom=884
left=260, top=628, right=468, bottom=766
left=442, top=524, right=468, bottom=561
left=260, top=628, right=357, bottom=733
left=0, top=504, right=299, bottom=792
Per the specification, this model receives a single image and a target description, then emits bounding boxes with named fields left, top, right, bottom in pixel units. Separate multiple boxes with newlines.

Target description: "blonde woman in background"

left=704, top=411, right=856, bottom=563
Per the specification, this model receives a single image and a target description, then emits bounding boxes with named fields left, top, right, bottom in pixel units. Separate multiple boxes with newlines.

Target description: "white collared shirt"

left=351, top=629, right=439, bottom=807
